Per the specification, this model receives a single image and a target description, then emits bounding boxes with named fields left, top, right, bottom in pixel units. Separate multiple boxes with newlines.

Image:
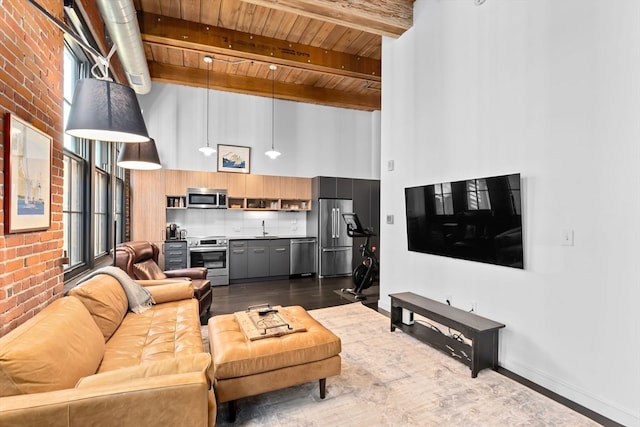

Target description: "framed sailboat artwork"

left=217, top=144, right=250, bottom=173
left=4, top=113, right=52, bottom=233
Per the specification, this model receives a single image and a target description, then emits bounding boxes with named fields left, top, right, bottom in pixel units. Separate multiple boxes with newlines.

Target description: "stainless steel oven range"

left=188, top=237, right=229, bottom=286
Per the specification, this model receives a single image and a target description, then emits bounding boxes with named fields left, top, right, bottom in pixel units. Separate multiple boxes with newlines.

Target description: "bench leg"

left=319, top=378, right=326, bottom=399
left=227, top=400, right=237, bottom=423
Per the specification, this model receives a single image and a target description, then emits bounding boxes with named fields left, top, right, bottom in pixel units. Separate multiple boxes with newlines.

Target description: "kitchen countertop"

left=228, top=236, right=316, bottom=240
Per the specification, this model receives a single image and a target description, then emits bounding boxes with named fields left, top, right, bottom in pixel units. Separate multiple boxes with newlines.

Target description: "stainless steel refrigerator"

left=307, top=199, right=353, bottom=277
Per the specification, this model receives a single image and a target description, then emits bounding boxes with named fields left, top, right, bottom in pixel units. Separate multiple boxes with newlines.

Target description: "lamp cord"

left=271, top=67, right=275, bottom=151
left=206, top=61, right=211, bottom=148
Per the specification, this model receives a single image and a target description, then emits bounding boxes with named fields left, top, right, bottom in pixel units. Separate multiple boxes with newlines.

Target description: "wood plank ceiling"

left=133, top=0, right=413, bottom=111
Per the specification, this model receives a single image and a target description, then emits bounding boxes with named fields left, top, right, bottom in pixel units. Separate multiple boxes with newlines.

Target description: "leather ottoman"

left=207, top=305, right=341, bottom=421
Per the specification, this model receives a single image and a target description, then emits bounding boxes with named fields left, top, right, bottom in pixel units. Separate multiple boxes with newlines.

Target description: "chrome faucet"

left=262, top=220, right=268, bottom=237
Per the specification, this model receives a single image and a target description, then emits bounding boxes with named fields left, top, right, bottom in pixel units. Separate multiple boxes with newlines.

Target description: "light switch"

left=387, top=160, right=394, bottom=171
left=561, top=229, right=574, bottom=246
left=386, top=214, right=394, bottom=224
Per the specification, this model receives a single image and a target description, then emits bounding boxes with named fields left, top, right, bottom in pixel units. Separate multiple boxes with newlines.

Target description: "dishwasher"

left=290, top=238, right=317, bottom=276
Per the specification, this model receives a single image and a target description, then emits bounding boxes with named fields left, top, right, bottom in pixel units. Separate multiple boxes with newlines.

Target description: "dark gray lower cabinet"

left=248, top=242, right=269, bottom=278
left=229, top=240, right=248, bottom=280
left=230, top=238, right=291, bottom=281
left=163, top=240, right=188, bottom=270
left=269, top=239, right=290, bottom=276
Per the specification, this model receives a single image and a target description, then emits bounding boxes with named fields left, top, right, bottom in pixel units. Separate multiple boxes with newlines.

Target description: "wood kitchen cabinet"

left=207, top=172, right=228, bottom=190
left=278, top=177, right=312, bottom=211
left=263, top=176, right=281, bottom=198
left=225, top=173, right=246, bottom=197
left=131, top=170, right=312, bottom=245
left=245, top=175, right=263, bottom=197
left=241, top=176, right=310, bottom=211
left=165, top=170, right=189, bottom=195
left=296, top=177, right=312, bottom=199
left=131, top=169, right=166, bottom=243
left=244, top=175, right=278, bottom=209
left=280, top=177, right=297, bottom=199
left=280, top=177, right=310, bottom=199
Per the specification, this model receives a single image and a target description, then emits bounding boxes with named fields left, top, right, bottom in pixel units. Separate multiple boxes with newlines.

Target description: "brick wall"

left=0, top=0, right=65, bottom=337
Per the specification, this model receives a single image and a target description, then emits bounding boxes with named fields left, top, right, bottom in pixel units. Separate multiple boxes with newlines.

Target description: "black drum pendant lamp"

left=116, top=138, right=162, bottom=170
left=66, top=78, right=151, bottom=143
left=25, top=0, right=150, bottom=143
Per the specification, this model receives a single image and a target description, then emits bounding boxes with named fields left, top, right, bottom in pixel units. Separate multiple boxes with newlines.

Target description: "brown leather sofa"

left=115, top=241, right=212, bottom=319
left=0, top=273, right=215, bottom=427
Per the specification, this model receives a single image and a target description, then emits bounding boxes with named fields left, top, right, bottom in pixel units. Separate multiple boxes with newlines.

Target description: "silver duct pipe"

left=95, top=0, right=151, bottom=94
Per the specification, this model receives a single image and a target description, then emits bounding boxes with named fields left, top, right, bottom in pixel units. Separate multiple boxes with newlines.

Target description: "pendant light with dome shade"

left=199, top=55, right=217, bottom=156
left=265, top=64, right=281, bottom=159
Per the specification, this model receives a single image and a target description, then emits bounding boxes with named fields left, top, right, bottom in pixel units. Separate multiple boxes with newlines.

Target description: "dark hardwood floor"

left=207, top=276, right=379, bottom=320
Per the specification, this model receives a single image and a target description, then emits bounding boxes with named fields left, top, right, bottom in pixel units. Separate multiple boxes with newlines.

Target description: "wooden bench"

left=390, top=292, right=505, bottom=377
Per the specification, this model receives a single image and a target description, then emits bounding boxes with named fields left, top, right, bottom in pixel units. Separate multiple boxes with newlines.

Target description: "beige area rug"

left=204, top=303, right=599, bottom=426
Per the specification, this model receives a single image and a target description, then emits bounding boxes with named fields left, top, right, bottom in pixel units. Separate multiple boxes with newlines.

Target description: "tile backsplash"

left=166, top=209, right=307, bottom=239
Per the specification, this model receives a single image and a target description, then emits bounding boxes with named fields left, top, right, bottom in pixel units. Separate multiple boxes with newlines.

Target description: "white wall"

left=138, top=83, right=381, bottom=179
left=380, top=0, right=640, bottom=425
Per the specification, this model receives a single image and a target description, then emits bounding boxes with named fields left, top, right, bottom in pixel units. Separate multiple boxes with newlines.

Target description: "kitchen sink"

left=254, top=236, right=278, bottom=239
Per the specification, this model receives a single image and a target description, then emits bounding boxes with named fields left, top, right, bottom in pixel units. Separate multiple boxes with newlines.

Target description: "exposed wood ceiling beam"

left=148, top=61, right=381, bottom=111
left=239, top=0, right=413, bottom=38
left=139, top=12, right=381, bottom=82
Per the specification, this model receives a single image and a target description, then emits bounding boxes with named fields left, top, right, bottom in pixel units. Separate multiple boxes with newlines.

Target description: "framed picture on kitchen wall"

left=3, top=113, right=52, bottom=233
left=217, top=144, right=250, bottom=173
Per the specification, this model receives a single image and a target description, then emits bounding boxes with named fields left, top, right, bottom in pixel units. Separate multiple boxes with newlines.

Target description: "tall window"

left=114, top=164, right=125, bottom=244
left=62, top=42, right=127, bottom=280
left=94, top=169, right=109, bottom=256
left=63, top=48, right=80, bottom=153
left=63, top=155, right=84, bottom=266
left=62, top=47, right=86, bottom=271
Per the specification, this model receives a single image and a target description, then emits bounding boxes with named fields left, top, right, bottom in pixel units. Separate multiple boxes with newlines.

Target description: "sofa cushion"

left=133, top=259, right=167, bottom=280
left=0, top=298, right=105, bottom=397
left=68, top=274, right=129, bottom=341
left=97, top=298, right=204, bottom=373
left=76, top=353, right=211, bottom=389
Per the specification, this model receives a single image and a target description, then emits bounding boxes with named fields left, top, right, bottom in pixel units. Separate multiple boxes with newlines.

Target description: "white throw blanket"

left=77, top=266, right=155, bottom=313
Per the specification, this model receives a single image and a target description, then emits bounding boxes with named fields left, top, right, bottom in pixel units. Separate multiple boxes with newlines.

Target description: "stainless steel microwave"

left=186, top=188, right=227, bottom=209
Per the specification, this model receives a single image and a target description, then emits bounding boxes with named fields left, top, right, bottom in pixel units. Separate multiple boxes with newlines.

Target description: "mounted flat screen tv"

left=405, top=173, right=523, bottom=269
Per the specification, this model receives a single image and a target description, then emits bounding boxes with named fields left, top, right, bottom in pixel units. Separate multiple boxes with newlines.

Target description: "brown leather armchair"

left=115, top=241, right=212, bottom=319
